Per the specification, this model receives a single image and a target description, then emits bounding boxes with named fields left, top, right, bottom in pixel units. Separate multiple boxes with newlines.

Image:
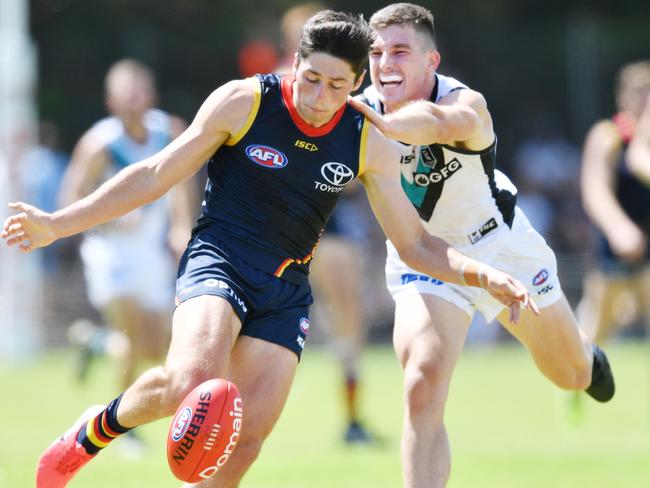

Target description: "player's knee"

left=160, top=365, right=216, bottom=416
left=567, top=361, right=592, bottom=390
left=231, top=437, right=264, bottom=470
left=403, top=357, right=448, bottom=416
left=548, top=360, right=592, bottom=391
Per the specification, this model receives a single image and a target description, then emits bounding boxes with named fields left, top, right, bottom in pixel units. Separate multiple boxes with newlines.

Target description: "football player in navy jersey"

left=3, top=10, right=535, bottom=488
left=578, top=62, right=650, bottom=366
left=348, top=4, right=615, bottom=487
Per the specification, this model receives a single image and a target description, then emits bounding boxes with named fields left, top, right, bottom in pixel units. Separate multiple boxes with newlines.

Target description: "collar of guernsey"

left=194, top=73, right=371, bottom=286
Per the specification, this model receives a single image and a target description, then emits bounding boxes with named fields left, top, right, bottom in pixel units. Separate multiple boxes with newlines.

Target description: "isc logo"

left=246, top=145, right=288, bottom=168
left=295, top=140, right=318, bottom=151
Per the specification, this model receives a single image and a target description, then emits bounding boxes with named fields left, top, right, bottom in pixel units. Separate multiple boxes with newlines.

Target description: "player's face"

left=369, top=24, right=440, bottom=112
left=293, top=52, right=363, bottom=127
left=619, top=77, right=650, bottom=119
left=106, top=72, right=156, bottom=123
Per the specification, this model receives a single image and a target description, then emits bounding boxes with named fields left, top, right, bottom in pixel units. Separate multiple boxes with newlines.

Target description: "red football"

left=167, top=379, right=243, bottom=483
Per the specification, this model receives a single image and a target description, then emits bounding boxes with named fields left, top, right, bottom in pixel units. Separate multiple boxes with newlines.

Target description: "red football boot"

left=36, top=405, right=105, bottom=488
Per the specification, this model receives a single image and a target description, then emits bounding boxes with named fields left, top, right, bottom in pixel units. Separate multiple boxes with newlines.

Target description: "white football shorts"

left=385, top=207, right=563, bottom=322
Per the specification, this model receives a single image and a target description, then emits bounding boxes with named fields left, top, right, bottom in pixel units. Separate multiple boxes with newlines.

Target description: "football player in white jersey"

left=349, top=4, right=615, bottom=487
left=59, top=60, right=195, bottom=423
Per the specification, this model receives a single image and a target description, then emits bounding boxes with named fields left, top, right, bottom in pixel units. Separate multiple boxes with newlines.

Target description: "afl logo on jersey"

left=321, top=162, right=354, bottom=186
left=246, top=145, right=288, bottom=169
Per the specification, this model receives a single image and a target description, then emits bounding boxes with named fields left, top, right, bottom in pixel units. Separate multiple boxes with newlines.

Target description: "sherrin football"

left=167, top=379, right=243, bottom=483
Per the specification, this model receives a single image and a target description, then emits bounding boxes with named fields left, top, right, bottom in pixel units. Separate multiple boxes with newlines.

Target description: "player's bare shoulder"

left=584, top=119, right=623, bottom=159
left=195, top=77, right=261, bottom=140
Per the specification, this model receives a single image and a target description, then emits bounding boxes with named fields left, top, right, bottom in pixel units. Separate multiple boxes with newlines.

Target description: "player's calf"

left=585, top=344, right=615, bottom=402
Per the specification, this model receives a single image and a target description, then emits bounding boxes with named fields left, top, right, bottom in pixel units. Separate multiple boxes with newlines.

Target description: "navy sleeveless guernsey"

left=194, top=74, right=369, bottom=285
left=612, top=113, right=650, bottom=235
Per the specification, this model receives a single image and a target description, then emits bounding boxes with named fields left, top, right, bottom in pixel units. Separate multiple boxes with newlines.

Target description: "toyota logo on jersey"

left=246, top=145, right=288, bottom=168
left=321, top=162, right=354, bottom=186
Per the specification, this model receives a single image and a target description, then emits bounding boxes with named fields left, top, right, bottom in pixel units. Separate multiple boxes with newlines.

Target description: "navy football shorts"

left=175, top=232, right=313, bottom=359
left=595, top=233, right=650, bottom=276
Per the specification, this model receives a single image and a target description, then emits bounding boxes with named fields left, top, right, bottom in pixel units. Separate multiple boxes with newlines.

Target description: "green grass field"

left=2, top=342, right=650, bottom=487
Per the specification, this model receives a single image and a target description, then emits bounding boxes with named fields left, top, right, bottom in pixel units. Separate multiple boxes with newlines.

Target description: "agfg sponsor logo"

left=198, top=397, right=244, bottom=479
left=246, top=145, right=288, bottom=168
left=532, top=269, right=549, bottom=286
left=413, top=158, right=462, bottom=186
left=314, top=162, right=354, bottom=193
left=171, top=391, right=213, bottom=465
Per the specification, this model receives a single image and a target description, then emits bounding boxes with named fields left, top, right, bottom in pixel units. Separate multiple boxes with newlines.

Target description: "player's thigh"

left=498, top=294, right=590, bottom=364
left=165, top=295, right=243, bottom=381
left=581, top=271, right=637, bottom=340
left=310, top=237, right=362, bottom=300
left=394, top=293, right=471, bottom=376
left=638, top=267, right=650, bottom=322
left=138, top=308, right=172, bottom=359
left=101, top=296, right=141, bottom=333
left=227, top=336, right=298, bottom=442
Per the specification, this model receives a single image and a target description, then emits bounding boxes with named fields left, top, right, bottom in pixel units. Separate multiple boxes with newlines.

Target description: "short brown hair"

left=297, top=10, right=375, bottom=79
left=369, top=3, right=436, bottom=47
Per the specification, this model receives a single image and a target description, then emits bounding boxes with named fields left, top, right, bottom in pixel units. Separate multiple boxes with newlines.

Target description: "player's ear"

left=352, top=69, right=366, bottom=91
left=427, top=50, right=441, bottom=74
left=291, top=53, right=299, bottom=74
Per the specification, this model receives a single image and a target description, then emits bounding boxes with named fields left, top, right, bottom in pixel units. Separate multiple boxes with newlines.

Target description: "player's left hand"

left=481, top=267, right=540, bottom=323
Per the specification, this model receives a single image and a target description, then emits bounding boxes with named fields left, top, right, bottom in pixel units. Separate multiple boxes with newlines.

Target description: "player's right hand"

left=482, top=267, right=540, bottom=324
left=1, top=202, right=57, bottom=252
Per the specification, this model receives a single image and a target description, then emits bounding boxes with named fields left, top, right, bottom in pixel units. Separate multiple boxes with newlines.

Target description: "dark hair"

left=369, top=3, right=436, bottom=47
left=297, top=10, right=375, bottom=79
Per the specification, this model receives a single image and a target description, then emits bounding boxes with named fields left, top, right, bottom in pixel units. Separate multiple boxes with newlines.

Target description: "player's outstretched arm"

left=2, top=79, right=257, bottom=252
left=349, top=88, right=491, bottom=147
left=359, top=125, right=538, bottom=322
left=627, top=93, right=650, bottom=185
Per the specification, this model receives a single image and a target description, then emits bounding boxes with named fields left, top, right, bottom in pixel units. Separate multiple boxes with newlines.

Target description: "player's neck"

left=122, top=118, right=148, bottom=143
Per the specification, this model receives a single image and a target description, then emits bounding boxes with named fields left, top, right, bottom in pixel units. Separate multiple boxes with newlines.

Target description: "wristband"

left=458, top=258, right=470, bottom=286
left=477, top=265, right=489, bottom=289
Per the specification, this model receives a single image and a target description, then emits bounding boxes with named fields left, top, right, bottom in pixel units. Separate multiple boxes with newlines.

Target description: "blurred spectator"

left=19, top=121, right=68, bottom=213
left=576, top=60, right=650, bottom=344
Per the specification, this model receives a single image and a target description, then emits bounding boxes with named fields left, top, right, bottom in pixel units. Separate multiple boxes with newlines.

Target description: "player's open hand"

left=482, top=267, right=540, bottom=323
left=348, top=96, right=395, bottom=137
left=1, top=202, right=57, bottom=252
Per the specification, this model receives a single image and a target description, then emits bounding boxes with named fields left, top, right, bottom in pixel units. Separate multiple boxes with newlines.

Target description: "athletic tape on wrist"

left=458, top=258, right=470, bottom=286
left=477, top=265, right=488, bottom=289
